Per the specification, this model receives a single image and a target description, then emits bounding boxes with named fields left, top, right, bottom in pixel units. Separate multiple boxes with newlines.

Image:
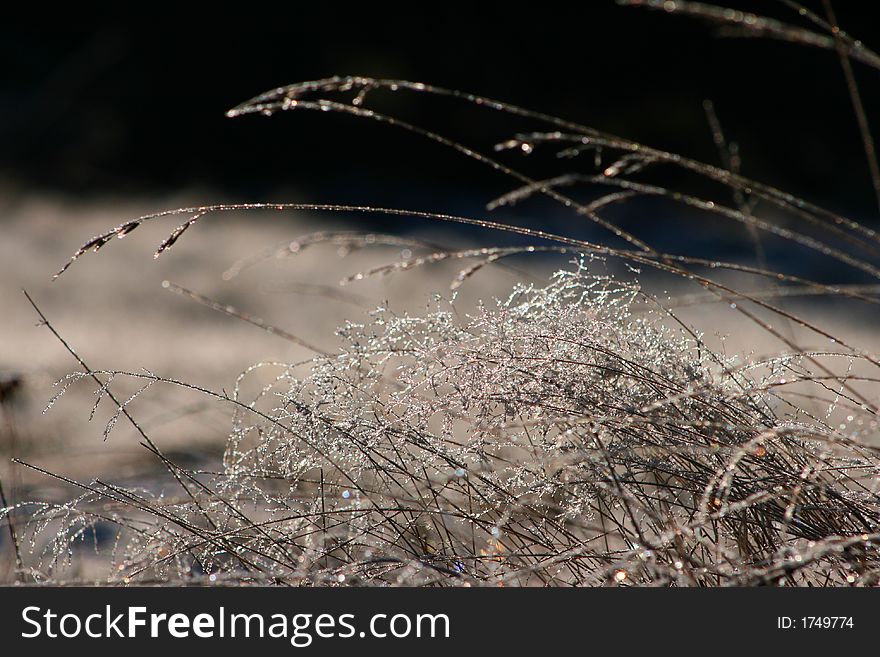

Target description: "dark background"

left=4, top=1, right=880, bottom=233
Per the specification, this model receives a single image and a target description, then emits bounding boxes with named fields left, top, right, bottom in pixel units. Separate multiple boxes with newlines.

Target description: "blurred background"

left=3, top=1, right=880, bottom=580
left=4, top=2, right=880, bottom=214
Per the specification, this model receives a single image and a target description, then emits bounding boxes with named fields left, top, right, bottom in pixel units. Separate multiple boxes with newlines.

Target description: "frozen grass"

left=3, top=4, right=880, bottom=586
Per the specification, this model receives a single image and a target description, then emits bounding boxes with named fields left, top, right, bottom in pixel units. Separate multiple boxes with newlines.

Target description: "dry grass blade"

left=617, top=0, right=880, bottom=71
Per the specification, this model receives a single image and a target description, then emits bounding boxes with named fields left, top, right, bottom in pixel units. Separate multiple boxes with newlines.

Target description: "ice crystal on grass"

left=20, top=262, right=880, bottom=586
left=13, top=7, right=880, bottom=584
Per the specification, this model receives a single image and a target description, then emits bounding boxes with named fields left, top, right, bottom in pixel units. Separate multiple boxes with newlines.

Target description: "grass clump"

left=5, top=5, right=880, bottom=586
left=12, top=256, right=880, bottom=586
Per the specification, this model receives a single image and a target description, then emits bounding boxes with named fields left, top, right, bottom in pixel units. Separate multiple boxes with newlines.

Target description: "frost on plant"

left=21, top=261, right=880, bottom=586
left=13, top=27, right=880, bottom=584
